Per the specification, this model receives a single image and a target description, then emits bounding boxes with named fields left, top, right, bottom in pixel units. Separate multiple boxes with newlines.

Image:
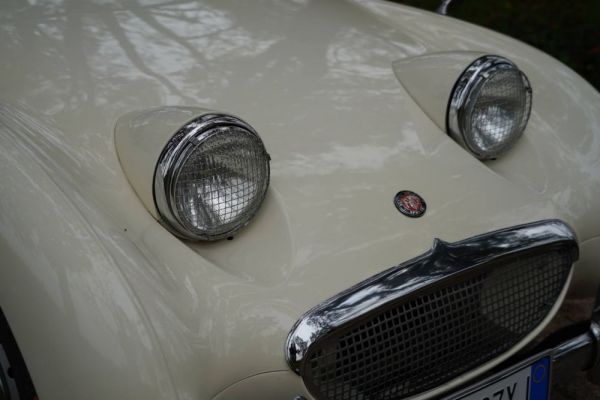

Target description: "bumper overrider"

left=285, top=220, right=600, bottom=399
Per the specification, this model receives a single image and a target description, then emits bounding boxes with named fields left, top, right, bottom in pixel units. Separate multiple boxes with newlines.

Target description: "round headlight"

left=448, top=55, right=532, bottom=160
left=154, top=114, right=270, bottom=241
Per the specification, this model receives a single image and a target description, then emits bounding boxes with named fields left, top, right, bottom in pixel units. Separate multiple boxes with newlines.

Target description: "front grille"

left=302, top=249, right=572, bottom=400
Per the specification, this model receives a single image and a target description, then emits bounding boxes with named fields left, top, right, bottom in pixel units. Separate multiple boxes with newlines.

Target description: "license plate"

left=445, top=356, right=551, bottom=400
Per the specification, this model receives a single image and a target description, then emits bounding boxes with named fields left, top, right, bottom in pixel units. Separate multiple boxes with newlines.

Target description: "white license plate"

left=446, top=356, right=551, bottom=400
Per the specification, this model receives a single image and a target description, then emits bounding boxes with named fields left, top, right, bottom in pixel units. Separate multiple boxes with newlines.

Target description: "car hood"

left=2, top=0, right=599, bottom=398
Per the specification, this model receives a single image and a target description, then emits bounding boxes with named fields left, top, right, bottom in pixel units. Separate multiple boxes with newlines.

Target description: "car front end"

left=0, top=1, right=600, bottom=399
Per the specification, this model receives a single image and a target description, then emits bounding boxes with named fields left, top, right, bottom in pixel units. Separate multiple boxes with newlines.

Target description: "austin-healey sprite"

left=1, top=1, right=600, bottom=399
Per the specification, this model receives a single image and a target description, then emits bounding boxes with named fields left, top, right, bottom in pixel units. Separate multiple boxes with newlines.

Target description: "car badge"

left=394, top=190, right=426, bottom=218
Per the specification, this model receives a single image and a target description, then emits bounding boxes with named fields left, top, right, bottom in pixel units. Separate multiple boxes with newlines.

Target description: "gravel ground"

left=542, top=297, right=600, bottom=399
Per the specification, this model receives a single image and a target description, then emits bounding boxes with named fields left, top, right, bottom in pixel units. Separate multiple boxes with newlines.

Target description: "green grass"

left=393, top=0, right=600, bottom=90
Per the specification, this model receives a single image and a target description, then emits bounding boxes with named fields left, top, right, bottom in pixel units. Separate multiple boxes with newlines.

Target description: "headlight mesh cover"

left=468, top=67, right=531, bottom=156
left=173, top=127, right=268, bottom=235
left=154, top=114, right=270, bottom=241
left=286, top=220, right=577, bottom=400
left=448, top=55, right=532, bottom=160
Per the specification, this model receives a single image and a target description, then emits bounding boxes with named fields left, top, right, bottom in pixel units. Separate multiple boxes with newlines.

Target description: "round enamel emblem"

left=394, top=190, right=426, bottom=218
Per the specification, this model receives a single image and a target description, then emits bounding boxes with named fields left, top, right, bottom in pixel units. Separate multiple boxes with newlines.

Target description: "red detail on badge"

left=394, top=191, right=426, bottom=218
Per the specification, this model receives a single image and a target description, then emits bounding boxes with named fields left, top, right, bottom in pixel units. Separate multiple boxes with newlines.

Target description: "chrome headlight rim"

left=153, top=113, right=270, bottom=241
left=447, top=54, right=532, bottom=160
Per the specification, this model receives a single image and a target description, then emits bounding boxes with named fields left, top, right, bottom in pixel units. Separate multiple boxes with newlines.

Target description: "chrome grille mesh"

left=302, top=250, right=572, bottom=400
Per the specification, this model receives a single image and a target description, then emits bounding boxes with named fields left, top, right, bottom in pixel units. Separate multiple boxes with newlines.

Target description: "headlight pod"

left=448, top=55, right=532, bottom=160
left=154, top=114, right=270, bottom=241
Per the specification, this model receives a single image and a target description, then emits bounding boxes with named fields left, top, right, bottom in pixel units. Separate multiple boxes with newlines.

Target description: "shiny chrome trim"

left=436, top=0, right=455, bottom=15
left=587, top=321, right=600, bottom=383
left=447, top=55, right=532, bottom=160
left=153, top=113, right=270, bottom=241
left=285, top=219, right=578, bottom=374
left=586, top=287, right=600, bottom=383
left=552, top=323, right=600, bottom=373
left=0, top=344, right=16, bottom=400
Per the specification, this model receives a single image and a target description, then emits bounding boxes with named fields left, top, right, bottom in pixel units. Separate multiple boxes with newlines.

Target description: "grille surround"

left=286, top=220, right=578, bottom=400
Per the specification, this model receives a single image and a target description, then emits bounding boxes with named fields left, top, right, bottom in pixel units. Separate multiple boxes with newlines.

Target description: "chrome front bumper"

left=545, top=293, right=600, bottom=384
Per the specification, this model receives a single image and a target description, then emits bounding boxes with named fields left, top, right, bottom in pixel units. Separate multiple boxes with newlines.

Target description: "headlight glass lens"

left=155, top=114, right=270, bottom=241
left=448, top=55, right=532, bottom=160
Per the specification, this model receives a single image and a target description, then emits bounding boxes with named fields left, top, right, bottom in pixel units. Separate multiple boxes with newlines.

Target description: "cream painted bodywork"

left=393, top=51, right=486, bottom=132
left=0, top=1, right=599, bottom=399
left=115, top=106, right=213, bottom=218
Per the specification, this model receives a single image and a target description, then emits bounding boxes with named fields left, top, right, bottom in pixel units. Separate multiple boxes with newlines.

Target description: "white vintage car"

left=1, top=1, right=599, bottom=399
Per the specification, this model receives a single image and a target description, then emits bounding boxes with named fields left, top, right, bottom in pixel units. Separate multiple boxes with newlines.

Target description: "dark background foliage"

left=392, top=0, right=600, bottom=90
